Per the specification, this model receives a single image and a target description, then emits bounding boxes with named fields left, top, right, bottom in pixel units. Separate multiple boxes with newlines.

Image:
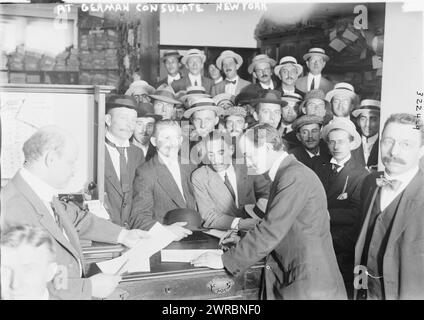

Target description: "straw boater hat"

left=292, top=115, right=324, bottom=133
left=274, top=56, right=303, bottom=79
left=299, top=89, right=331, bottom=112
left=125, top=80, right=155, bottom=96
left=216, top=50, right=243, bottom=70
left=321, top=117, right=361, bottom=149
left=183, top=96, right=224, bottom=118
left=212, top=93, right=235, bottom=106
left=181, top=49, right=206, bottom=66
left=325, top=82, right=360, bottom=106
left=303, top=48, right=330, bottom=62
left=224, top=106, right=247, bottom=118
left=179, top=86, right=210, bottom=105
left=248, top=54, right=277, bottom=74
left=352, top=99, right=381, bottom=118
left=149, top=84, right=181, bottom=105
left=161, top=50, right=182, bottom=62
left=136, top=102, right=162, bottom=121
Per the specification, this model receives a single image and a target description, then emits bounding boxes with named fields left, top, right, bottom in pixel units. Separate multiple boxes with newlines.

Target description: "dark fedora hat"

left=106, top=94, right=138, bottom=113
left=137, top=102, right=162, bottom=121
left=252, top=90, right=288, bottom=107
left=163, top=208, right=208, bottom=231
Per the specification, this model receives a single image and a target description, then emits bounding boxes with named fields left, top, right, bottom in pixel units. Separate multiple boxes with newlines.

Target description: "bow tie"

left=376, top=177, right=402, bottom=191
left=225, top=79, right=237, bottom=85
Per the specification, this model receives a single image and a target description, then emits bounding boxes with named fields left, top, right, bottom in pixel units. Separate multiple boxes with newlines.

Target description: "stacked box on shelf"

left=79, top=72, right=92, bottom=85
left=92, top=73, right=107, bottom=85
left=79, top=50, right=92, bottom=69
left=8, top=49, right=25, bottom=71
left=24, top=51, right=42, bottom=71
left=106, top=71, right=120, bottom=87
left=55, top=51, right=69, bottom=71
left=40, top=54, right=55, bottom=71
left=91, top=50, right=106, bottom=69
left=105, top=49, right=119, bottom=69
left=67, top=48, right=80, bottom=71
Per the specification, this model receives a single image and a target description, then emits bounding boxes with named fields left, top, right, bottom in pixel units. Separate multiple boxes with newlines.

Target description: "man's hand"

left=117, top=229, right=150, bottom=248
left=219, top=230, right=240, bottom=249
left=165, top=222, right=193, bottom=241
left=238, top=218, right=260, bottom=231
left=190, top=251, right=224, bottom=269
left=89, top=273, right=121, bottom=299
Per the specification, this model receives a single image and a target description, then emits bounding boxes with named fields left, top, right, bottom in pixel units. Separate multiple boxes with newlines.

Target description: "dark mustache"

left=382, top=156, right=407, bottom=165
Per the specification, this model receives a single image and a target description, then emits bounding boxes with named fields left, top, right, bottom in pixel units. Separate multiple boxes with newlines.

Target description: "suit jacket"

left=171, top=75, right=214, bottom=94
left=210, top=77, right=251, bottom=97
left=289, top=143, right=331, bottom=170
left=222, top=155, right=346, bottom=299
left=130, top=154, right=197, bottom=230
left=0, top=172, right=122, bottom=300
left=156, top=72, right=183, bottom=88
left=277, top=87, right=305, bottom=98
left=191, top=164, right=270, bottom=230
left=282, top=131, right=301, bottom=150
left=132, top=141, right=157, bottom=163
left=295, top=75, right=334, bottom=95
left=104, top=145, right=144, bottom=228
left=318, top=157, right=368, bottom=253
left=352, top=140, right=379, bottom=170
left=355, top=170, right=424, bottom=299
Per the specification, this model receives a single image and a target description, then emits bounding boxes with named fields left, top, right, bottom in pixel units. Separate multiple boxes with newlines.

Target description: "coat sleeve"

left=222, top=171, right=308, bottom=276
left=191, top=170, right=235, bottom=230
left=129, top=166, right=156, bottom=231
left=252, top=174, right=271, bottom=200
left=211, top=84, right=218, bottom=97
left=48, top=276, right=92, bottom=300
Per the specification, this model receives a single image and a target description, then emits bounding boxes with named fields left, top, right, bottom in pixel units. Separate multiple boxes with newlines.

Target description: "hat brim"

left=180, top=93, right=210, bottom=103
left=106, top=102, right=137, bottom=111
left=321, top=123, right=362, bottom=150
left=216, top=54, right=243, bottom=70
left=162, top=54, right=182, bottom=62
left=252, top=98, right=288, bottom=107
left=183, top=105, right=224, bottom=118
left=303, top=53, right=330, bottom=62
left=274, top=64, right=303, bottom=79
left=149, top=94, right=181, bottom=105
left=181, top=53, right=206, bottom=66
left=325, top=89, right=359, bottom=105
left=248, top=58, right=277, bottom=74
left=352, top=108, right=381, bottom=118
left=299, top=99, right=331, bottom=113
left=138, top=113, right=162, bottom=121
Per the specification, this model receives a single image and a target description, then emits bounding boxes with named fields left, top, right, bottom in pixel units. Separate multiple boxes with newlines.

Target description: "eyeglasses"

left=255, top=67, right=271, bottom=75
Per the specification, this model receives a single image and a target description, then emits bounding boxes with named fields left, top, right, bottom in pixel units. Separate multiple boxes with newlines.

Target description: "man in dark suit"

left=355, top=113, right=424, bottom=300
left=319, top=117, right=368, bottom=297
left=171, top=49, right=214, bottom=94
left=274, top=56, right=304, bottom=97
left=130, top=120, right=195, bottom=240
left=351, top=99, right=381, bottom=172
left=296, top=48, right=334, bottom=95
left=0, top=126, right=149, bottom=300
left=245, top=54, right=279, bottom=91
left=192, top=124, right=346, bottom=299
left=251, top=90, right=287, bottom=129
left=104, top=95, right=145, bottom=228
left=131, top=102, right=161, bottom=162
left=192, top=131, right=270, bottom=230
left=156, top=50, right=183, bottom=87
left=278, top=93, right=303, bottom=150
left=211, top=50, right=251, bottom=97
left=289, top=115, right=330, bottom=172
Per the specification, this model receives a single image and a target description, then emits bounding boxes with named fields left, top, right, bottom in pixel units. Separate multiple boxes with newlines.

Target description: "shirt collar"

left=188, top=73, right=201, bottom=82
left=282, top=86, right=295, bottom=94
left=268, top=152, right=288, bottom=181
left=106, top=130, right=130, bottom=148
left=308, top=73, right=321, bottom=80
left=362, top=133, right=379, bottom=145
left=19, top=168, right=58, bottom=203
left=305, top=148, right=320, bottom=158
left=158, top=152, right=179, bottom=167
left=330, top=153, right=351, bottom=168
left=217, top=164, right=235, bottom=178
left=168, top=73, right=181, bottom=81
left=384, top=166, right=419, bottom=185
left=226, top=75, right=239, bottom=82
left=214, top=77, right=223, bottom=84
left=260, top=81, right=274, bottom=90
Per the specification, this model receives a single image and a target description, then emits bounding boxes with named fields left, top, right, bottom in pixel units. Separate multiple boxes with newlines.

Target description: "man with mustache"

left=130, top=120, right=195, bottom=240
left=274, top=56, right=304, bottom=97
left=319, top=117, right=368, bottom=298
left=211, top=50, right=251, bottom=97
left=325, top=83, right=359, bottom=120
left=355, top=113, right=424, bottom=300
left=296, top=48, right=334, bottom=95
left=245, top=54, right=279, bottom=91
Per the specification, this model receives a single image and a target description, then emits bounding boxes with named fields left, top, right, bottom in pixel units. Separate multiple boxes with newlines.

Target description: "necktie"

left=376, top=177, right=402, bottom=191
left=282, top=127, right=288, bottom=136
left=226, top=79, right=236, bottom=85
left=332, top=163, right=341, bottom=174
left=310, top=77, right=315, bottom=91
left=106, top=138, right=130, bottom=193
left=224, top=172, right=236, bottom=203
left=194, top=80, right=198, bottom=86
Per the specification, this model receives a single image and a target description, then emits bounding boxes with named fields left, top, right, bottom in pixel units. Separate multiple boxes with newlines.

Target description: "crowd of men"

left=1, top=47, right=423, bottom=300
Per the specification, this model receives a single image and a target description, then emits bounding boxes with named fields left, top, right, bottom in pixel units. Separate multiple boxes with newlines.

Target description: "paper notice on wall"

left=329, top=38, right=347, bottom=52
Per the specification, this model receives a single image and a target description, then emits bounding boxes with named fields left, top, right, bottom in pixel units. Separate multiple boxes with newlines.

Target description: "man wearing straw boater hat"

left=172, top=49, right=214, bottom=94
left=351, top=99, right=381, bottom=171
left=319, top=117, right=368, bottom=298
left=326, top=82, right=360, bottom=120
left=211, top=50, right=251, bottom=97
left=296, top=48, right=334, bottom=94
left=125, top=80, right=155, bottom=104
left=245, top=54, right=279, bottom=91
left=149, top=84, right=182, bottom=120
left=274, top=56, right=304, bottom=97
left=156, top=50, right=183, bottom=87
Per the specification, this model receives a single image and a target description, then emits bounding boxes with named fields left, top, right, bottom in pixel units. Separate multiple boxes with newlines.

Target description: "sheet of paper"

left=85, top=200, right=110, bottom=220
left=161, top=249, right=223, bottom=263
left=202, top=229, right=228, bottom=239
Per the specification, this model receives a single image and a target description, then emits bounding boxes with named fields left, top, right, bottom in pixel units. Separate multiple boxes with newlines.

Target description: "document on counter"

left=97, top=222, right=177, bottom=274
left=161, top=249, right=223, bottom=263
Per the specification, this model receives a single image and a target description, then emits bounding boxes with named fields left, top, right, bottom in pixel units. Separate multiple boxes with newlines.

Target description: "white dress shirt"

left=380, top=166, right=419, bottom=211
left=307, top=73, right=321, bottom=91
left=268, top=152, right=289, bottom=181
left=158, top=153, right=186, bottom=202
left=330, top=154, right=351, bottom=173
left=306, top=148, right=320, bottom=158
left=260, top=81, right=274, bottom=90
left=282, top=86, right=295, bottom=94
left=279, top=123, right=292, bottom=135
left=105, top=131, right=130, bottom=180
left=217, top=165, right=240, bottom=229
left=188, top=73, right=202, bottom=87
left=167, top=73, right=181, bottom=85
left=362, top=134, right=378, bottom=164
left=224, top=76, right=239, bottom=96
left=214, top=77, right=223, bottom=84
